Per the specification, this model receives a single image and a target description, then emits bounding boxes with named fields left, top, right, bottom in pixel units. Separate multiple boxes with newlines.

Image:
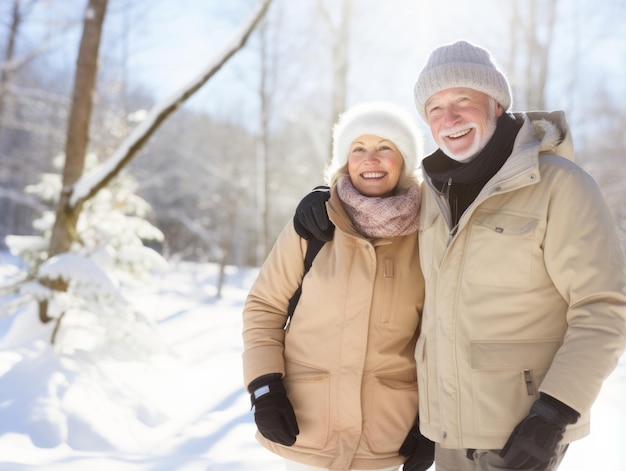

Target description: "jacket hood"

left=519, top=110, right=574, bottom=160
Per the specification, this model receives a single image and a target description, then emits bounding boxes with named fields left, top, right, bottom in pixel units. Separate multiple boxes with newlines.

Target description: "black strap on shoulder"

left=286, top=236, right=325, bottom=321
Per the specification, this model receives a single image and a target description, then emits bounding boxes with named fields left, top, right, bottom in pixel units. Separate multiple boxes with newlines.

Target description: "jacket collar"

left=421, top=110, right=574, bottom=234
left=492, top=110, right=573, bottom=189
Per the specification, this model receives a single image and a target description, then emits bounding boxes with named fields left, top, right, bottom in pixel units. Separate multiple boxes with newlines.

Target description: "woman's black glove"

left=399, top=421, right=435, bottom=471
left=249, top=374, right=299, bottom=446
left=500, top=393, right=579, bottom=469
left=293, top=186, right=334, bottom=241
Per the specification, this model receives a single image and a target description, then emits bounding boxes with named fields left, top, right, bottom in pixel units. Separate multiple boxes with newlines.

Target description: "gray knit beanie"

left=414, top=40, right=512, bottom=122
left=325, top=102, right=423, bottom=185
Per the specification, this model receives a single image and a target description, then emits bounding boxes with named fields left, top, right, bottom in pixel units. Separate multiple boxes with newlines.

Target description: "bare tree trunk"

left=330, top=0, right=350, bottom=141
left=48, top=0, right=108, bottom=260
left=513, top=0, right=558, bottom=110
left=508, top=0, right=520, bottom=101
left=0, top=0, right=81, bottom=135
left=216, top=214, right=237, bottom=298
left=535, top=0, right=558, bottom=110
left=0, top=0, right=23, bottom=131
left=41, top=0, right=108, bottom=324
left=256, top=21, right=270, bottom=263
left=317, top=0, right=351, bottom=164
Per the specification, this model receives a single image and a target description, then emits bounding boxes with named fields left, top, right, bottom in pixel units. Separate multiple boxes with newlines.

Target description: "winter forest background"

left=0, top=0, right=625, bottom=469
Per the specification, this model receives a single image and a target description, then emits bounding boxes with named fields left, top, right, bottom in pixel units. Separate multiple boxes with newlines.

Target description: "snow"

left=38, top=253, right=120, bottom=296
left=0, top=255, right=624, bottom=471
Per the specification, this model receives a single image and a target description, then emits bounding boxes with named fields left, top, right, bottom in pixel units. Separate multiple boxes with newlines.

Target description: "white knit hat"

left=326, top=102, right=423, bottom=184
left=413, top=40, right=512, bottom=122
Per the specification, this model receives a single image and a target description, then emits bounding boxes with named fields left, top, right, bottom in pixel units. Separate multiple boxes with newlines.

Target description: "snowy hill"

left=0, top=256, right=624, bottom=470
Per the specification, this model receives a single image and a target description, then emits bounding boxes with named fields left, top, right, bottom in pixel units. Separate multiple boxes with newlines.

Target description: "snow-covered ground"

left=0, top=256, right=624, bottom=470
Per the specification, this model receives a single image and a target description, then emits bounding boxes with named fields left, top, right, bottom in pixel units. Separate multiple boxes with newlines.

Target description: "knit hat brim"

left=414, top=40, right=512, bottom=122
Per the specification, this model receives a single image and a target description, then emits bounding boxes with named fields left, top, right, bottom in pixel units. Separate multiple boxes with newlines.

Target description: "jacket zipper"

left=429, top=166, right=538, bottom=248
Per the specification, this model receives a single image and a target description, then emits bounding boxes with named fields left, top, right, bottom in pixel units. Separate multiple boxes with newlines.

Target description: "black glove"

left=293, top=186, right=335, bottom=242
left=500, top=393, right=579, bottom=470
left=249, top=373, right=299, bottom=446
left=399, top=421, right=435, bottom=471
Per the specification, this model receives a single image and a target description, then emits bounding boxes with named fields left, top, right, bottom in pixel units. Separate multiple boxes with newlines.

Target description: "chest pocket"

left=464, top=212, right=539, bottom=288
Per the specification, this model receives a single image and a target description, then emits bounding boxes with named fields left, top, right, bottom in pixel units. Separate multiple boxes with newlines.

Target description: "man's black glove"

left=500, top=393, right=579, bottom=470
left=249, top=373, right=299, bottom=446
left=399, top=421, right=435, bottom=471
left=293, top=186, right=335, bottom=242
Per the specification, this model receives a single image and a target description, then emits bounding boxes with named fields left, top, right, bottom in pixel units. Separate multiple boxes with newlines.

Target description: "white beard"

left=439, top=100, right=498, bottom=163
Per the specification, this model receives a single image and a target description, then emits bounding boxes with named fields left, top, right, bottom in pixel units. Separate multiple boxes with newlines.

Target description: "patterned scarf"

left=337, top=176, right=421, bottom=239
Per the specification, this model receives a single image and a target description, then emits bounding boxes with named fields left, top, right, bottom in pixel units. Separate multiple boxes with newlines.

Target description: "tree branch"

left=69, top=0, right=273, bottom=209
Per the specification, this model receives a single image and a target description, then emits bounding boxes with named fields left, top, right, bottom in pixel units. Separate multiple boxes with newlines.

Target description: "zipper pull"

left=446, top=225, right=458, bottom=247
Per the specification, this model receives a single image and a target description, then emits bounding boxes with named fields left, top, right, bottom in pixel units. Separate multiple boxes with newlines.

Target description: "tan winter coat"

left=242, top=186, right=424, bottom=471
left=417, top=110, right=626, bottom=450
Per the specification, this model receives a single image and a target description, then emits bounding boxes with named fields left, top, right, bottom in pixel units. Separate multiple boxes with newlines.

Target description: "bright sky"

left=16, top=0, right=624, bottom=149
left=90, top=0, right=624, bottom=153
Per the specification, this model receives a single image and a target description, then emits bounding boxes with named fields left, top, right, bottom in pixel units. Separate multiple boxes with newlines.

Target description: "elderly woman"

left=242, top=102, right=433, bottom=471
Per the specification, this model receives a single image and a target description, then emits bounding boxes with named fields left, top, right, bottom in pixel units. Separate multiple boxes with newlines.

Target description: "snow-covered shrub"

left=2, top=153, right=169, bottom=357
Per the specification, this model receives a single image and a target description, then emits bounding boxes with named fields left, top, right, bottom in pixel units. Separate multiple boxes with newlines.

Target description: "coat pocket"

left=470, top=340, right=561, bottom=434
left=283, top=362, right=330, bottom=449
left=465, top=212, right=539, bottom=288
left=366, top=369, right=418, bottom=453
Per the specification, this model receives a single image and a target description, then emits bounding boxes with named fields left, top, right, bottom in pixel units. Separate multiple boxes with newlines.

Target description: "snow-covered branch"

left=70, top=0, right=273, bottom=208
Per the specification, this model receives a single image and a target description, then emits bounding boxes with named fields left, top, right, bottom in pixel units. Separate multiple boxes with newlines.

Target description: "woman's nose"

left=364, top=150, right=380, bottom=161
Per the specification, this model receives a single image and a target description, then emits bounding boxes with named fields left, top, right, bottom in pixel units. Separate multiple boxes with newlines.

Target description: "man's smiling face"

left=425, top=87, right=503, bottom=162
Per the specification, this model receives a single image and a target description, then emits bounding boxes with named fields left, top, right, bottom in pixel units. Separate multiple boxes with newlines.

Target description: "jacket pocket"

left=366, top=369, right=418, bottom=453
left=283, top=361, right=330, bottom=449
left=465, top=212, right=539, bottom=288
left=470, top=340, right=561, bottom=434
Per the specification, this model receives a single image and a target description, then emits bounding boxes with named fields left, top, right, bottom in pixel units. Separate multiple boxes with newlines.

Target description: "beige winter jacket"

left=242, top=186, right=424, bottom=471
left=417, top=111, right=626, bottom=450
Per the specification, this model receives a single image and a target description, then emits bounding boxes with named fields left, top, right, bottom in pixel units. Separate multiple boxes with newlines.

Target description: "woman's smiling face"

left=347, top=134, right=404, bottom=197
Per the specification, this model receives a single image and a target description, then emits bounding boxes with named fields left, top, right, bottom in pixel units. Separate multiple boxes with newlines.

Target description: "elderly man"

left=294, top=40, right=626, bottom=471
